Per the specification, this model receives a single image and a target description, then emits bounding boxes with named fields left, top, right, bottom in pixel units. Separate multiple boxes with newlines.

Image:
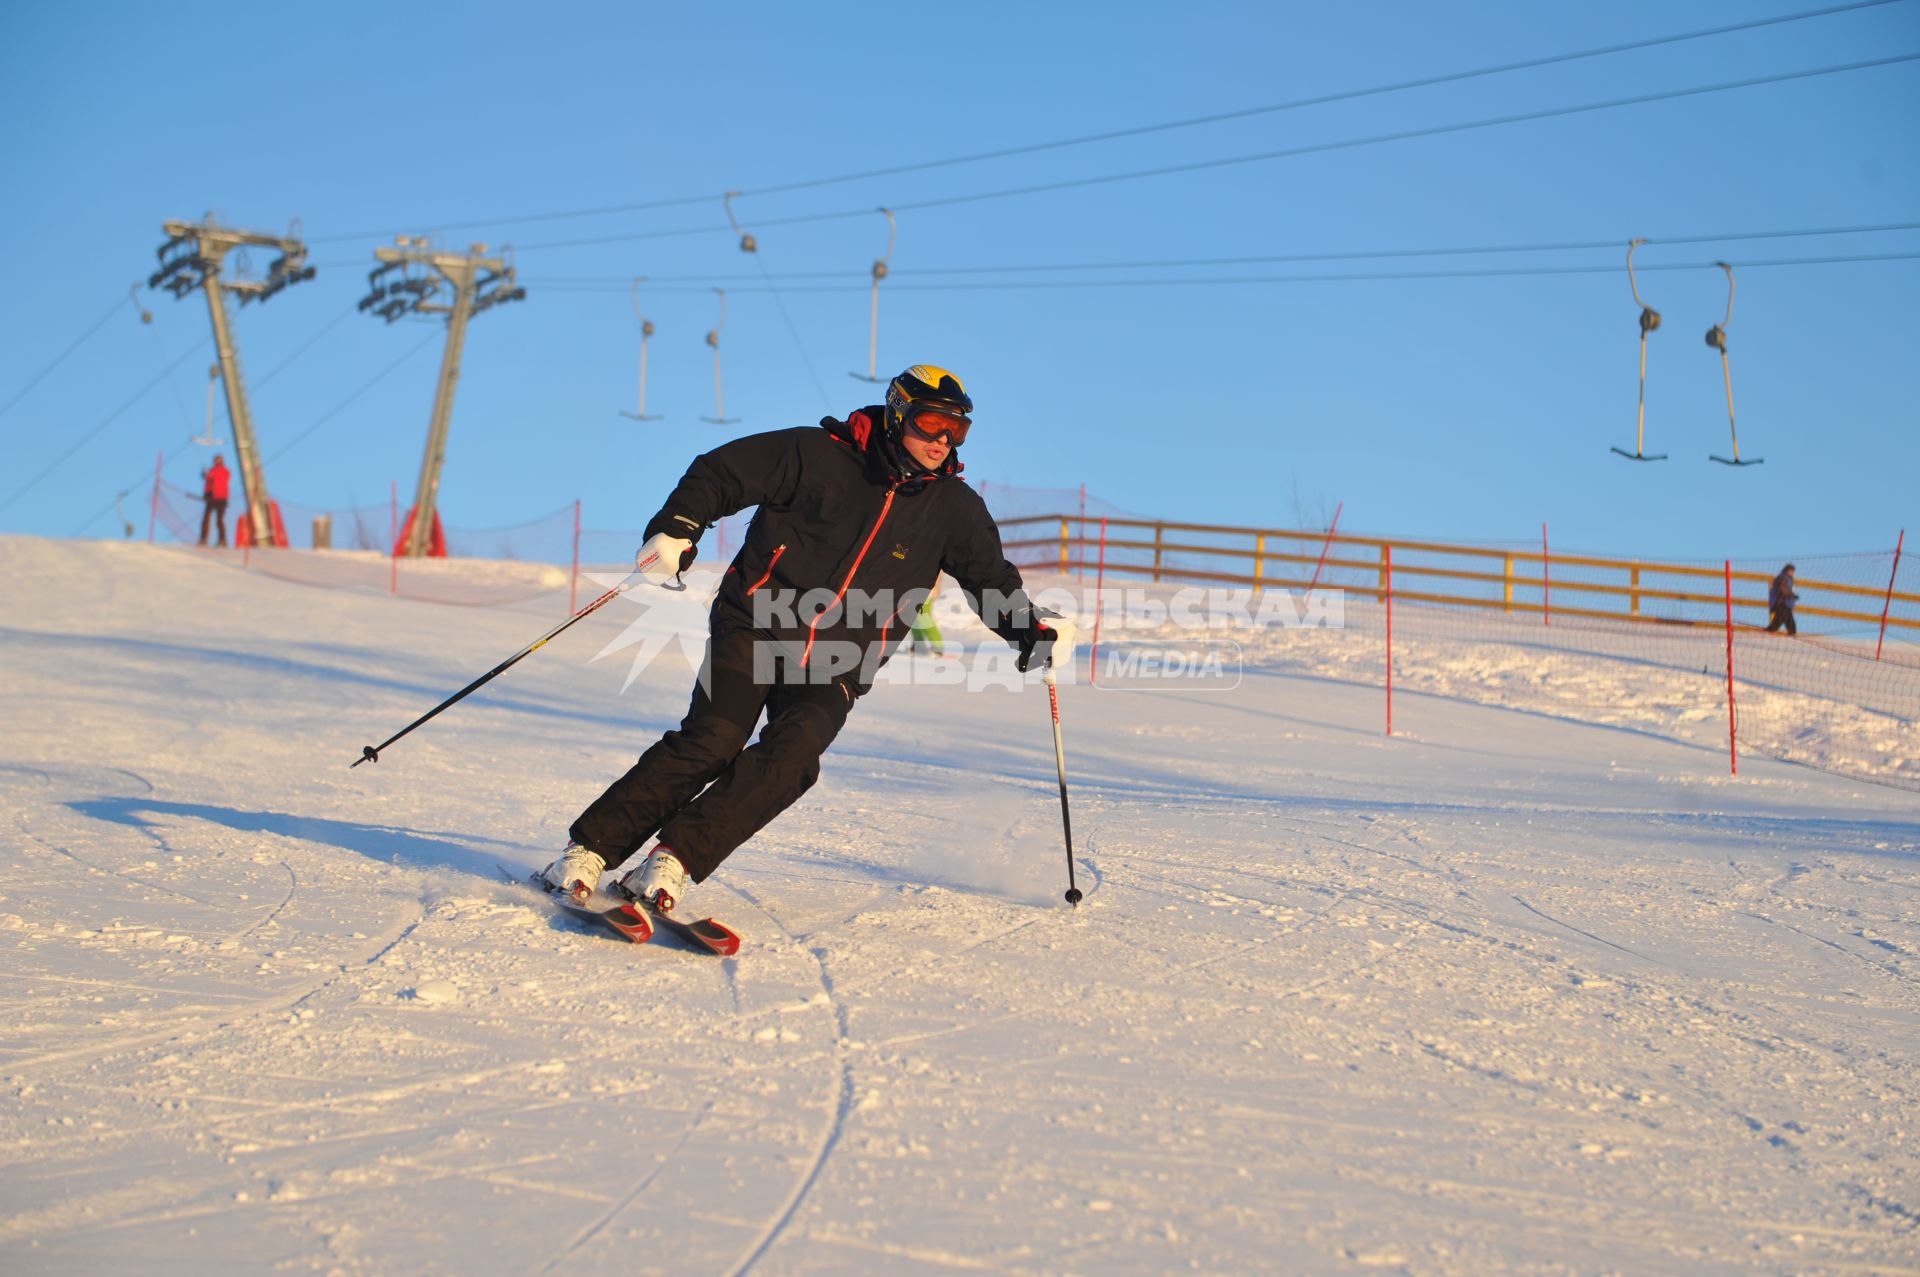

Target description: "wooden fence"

left=997, top=515, right=1919, bottom=637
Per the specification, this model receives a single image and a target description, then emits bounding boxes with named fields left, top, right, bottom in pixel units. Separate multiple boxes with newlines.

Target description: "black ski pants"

left=569, top=623, right=856, bottom=883
left=199, top=498, right=228, bottom=547
left=1765, top=607, right=1797, bottom=635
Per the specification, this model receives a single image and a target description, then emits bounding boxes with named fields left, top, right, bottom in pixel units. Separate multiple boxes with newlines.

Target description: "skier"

left=540, top=365, right=1076, bottom=913
left=199, top=454, right=230, bottom=548
left=1765, top=563, right=1799, bottom=635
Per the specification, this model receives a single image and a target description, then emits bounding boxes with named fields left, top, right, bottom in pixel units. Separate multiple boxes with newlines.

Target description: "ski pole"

left=1040, top=662, right=1082, bottom=906
left=351, top=572, right=641, bottom=767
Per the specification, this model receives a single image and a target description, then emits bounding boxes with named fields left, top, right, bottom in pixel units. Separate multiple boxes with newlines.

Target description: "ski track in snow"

left=2, top=537, right=1918, bottom=1274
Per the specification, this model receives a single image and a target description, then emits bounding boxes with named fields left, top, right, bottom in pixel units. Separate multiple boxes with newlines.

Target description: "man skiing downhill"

left=541, top=365, right=1076, bottom=915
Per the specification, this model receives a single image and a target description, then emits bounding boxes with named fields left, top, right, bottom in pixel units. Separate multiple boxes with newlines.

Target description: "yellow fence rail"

left=996, top=515, right=1920, bottom=635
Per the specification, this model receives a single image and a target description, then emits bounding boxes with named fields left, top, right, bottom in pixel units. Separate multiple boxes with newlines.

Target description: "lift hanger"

left=850, top=208, right=897, bottom=384
left=701, top=287, right=741, bottom=425
left=193, top=363, right=225, bottom=447
left=1612, top=239, right=1667, bottom=461
left=619, top=277, right=662, bottom=421
left=1705, top=262, right=1761, bottom=467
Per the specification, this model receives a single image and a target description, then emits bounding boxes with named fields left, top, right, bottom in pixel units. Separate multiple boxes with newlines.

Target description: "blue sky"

left=2, top=0, right=1915, bottom=560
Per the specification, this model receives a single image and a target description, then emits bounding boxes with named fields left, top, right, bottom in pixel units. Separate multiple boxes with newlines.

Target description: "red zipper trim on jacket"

left=744, top=544, right=786, bottom=596
left=802, top=488, right=896, bottom=668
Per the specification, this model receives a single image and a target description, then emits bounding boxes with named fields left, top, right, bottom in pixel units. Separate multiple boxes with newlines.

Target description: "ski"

left=500, top=864, right=740, bottom=956
left=553, top=892, right=660, bottom=945
left=627, top=899, right=741, bottom=957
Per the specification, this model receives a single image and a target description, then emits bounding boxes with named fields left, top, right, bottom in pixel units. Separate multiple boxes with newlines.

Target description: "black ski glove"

left=1014, top=609, right=1063, bottom=673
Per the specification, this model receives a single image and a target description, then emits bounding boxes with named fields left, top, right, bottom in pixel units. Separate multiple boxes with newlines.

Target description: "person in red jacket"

left=198, top=455, right=231, bottom=547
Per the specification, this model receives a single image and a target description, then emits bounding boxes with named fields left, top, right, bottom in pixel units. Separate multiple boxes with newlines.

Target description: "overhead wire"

left=252, top=304, right=360, bottom=387
left=65, top=304, right=372, bottom=536
left=142, top=313, right=201, bottom=435
left=880, top=52, right=1920, bottom=219
left=306, top=0, right=1905, bottom=246
left=265, top=330, right=440, bottom=464
left=445, top=51, right=1920, bottom=258
left=525, top=250, right=1920, bottom=295
left=0, top=337, right=210, bottom=519
left=70, top=328, right=436, bottom=536
left=0, top=292, right=131, bottom=424
left=519, top=221, right=1920, bottom=287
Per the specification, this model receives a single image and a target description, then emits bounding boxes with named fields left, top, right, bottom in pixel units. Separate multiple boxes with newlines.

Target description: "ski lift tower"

left=359, top=237, right=524, bottom=558
left=148, top=217, right=316, bottom=547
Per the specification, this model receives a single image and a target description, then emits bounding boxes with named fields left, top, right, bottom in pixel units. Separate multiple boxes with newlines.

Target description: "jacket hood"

left=821, top=407, right=963, bottom=487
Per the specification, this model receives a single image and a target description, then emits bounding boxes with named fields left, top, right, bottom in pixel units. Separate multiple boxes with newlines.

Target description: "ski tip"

left=697, top=923, right=741, bottom=957
left=609, top=903, right=655, bottom=944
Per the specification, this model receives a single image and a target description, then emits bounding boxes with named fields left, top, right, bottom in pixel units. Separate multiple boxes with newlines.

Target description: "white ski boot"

left=540, top=843, right=606, bottom=900
left=616, top=847, right=689, bottom=914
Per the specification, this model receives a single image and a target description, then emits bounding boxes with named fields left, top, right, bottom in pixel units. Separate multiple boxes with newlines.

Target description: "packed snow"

left=2, top=535, right=1916, bottom=1275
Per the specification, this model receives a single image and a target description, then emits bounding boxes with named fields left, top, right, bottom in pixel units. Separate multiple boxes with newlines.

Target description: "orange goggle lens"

left=904, top=406, right=971, bottom=445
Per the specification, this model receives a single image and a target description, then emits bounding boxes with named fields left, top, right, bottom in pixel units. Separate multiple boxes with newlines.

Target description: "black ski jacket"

left=643, top=408, right=1035, bottom=688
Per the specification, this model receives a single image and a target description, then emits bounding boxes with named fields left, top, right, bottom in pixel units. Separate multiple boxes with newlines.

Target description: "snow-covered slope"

left=2, top=536, right=1915, bottom=1275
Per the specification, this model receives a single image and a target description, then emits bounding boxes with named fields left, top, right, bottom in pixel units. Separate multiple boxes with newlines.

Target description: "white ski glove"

left=635, top=532, right=694, bottom=583
left=1040, top=615, right=1079, bottom=669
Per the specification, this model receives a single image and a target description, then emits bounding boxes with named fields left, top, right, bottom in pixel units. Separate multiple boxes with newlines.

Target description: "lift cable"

left=306, top=0, right=1905, bottom=246
left=520, top=220, right=1920, bottom=287
left=0, top=293, right=134, bottom=424
left=525, top=250, right=1920, bottom=296
left=0, top=337, right=210, bottom=519
left=436, top=51, right=1918, bottom=259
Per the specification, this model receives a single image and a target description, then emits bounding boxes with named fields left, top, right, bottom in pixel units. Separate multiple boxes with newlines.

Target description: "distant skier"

left=541, top=366, right=1075, bottom=913
left=198, top=455, right=231, bottom=548
left=1765, top=563, right=1799, bottom=635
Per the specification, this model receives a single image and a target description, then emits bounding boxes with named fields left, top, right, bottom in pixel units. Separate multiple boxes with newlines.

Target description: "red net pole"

left=144, top=447, right=159, bottom=541
left=1385, top=543, right=1394, bottom=737
left=570, top=499, right=582, bottom=615
left=389, top=481, right=398, bottom=596
left=1078, top=483, right=1087, bottom=579
left=1307, top=501, right=1343, bottom=593
left=1725, top=559, right=1737, bottom=776
left=1542, top=521, right=1551, bottom=627
left=1090, top=516, right=1108, bottom=686
left=1877, top=529, right=1905, bottom=662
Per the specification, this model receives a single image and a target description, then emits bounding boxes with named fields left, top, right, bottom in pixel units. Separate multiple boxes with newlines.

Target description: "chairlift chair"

left=1612, top=239, right=1667, bottom=461
left=1705, top=262, right=1762, bottom=467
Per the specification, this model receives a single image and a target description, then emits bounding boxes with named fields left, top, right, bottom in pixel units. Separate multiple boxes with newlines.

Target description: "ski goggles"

left=901, top=404, right=971, bottom=446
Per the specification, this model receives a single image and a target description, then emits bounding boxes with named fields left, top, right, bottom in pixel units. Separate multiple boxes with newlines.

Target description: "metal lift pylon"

left=148, top=216, right=316, bottom=546
left=1706, top=262, right=1761, bottom=467
left=1612, top=238, right=1667, bottom=462
left=358, top=237, right=525, bottom=558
